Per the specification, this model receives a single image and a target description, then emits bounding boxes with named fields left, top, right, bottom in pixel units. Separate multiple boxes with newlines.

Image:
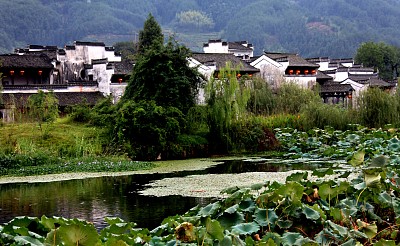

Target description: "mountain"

left=1, top=0, right=400, bottom=58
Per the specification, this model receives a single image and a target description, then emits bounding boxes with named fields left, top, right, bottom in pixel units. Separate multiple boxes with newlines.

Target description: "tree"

left=355, top=42, right=400, bottom=81
left=28, top=90, right=59, bottom=136
left=204, top=63, right=251, bottom=153
left=122, top=39, right=202, bottom=114
left=174, top=10, right=214, bottom=32
left=137, top=13, right=164, bottom=55
left=114, top=41, right=137, bottom=61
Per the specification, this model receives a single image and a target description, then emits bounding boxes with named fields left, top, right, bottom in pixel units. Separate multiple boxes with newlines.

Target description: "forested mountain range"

left=1, top=0, right=400, bottom=58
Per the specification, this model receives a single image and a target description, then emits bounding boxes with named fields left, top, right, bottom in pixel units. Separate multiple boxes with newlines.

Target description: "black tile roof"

left=75, top=41, right=105, bottom=47
left=192, top=53, right=259, bottom=72
left=228, top=42, right=253, bottom=51
left=113, top=60, right=134, bottom=74
left=320, top=83, right=353, bottom=93
left=0, top=54, right=53, bottom=69
left=2, top=92, right=105, bottom=107
left=265, top=52, right=319, bottom=67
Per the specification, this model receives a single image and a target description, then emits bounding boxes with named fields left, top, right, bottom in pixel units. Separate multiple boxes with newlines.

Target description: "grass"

left=0, top=117, right=155, bottom=177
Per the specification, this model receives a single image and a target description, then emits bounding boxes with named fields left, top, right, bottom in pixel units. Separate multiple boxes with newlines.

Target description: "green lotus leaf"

left=276, top=182, right=304, bottom=206
left=315, top=229, right=336, bottom=245
left=312, top=168, right=334, bottom=177
left=253, top=208, right=278, bottom=227
left=104, top=239, right=130, bottom=246
left=104, top=217, right=126, bottom=225
left=261, top=232, right=282, bottom=245
left=346, top=134, right=360, bottom=143
left=231, top=222, right=260, bottom=236
left=40, top=216, right=69, bottom=231
left=224, top=204, right=239, bottom=214
left=338, top=171, right=351, bottom=178
left=102, top=223, right=132, bottom=235
left=286, top=172, right=308, bottom=182
left=281, top=232, right=316, bottom=246
left=217, top=211, right=245, bottom=229
left=378, top=191, right=393, bottom=206
left=349, top=229, right=368, bottom=239
left=205, top=217, right=224, bottom=241
left=14, top=236, right=44, bottom=246
left=389, top=138, right=400, bottom=144
left=250, top=183, right=264, bottom=191
left=353, top=181, right=366, bottom=190
left=374, top=239, right=396, bottom=246
left=220, top=235, right=233, bottom=246
left=57, top=223, right=100, bottom=246
left=318, top=183, right=335, bottom=200
left=340, top=239, right=358, bottom=246
left=231, top=234, right=245, bottom=246
left=238, top=198, right=255, bottom=213
left=364, top=172, right=381, bottom=188
left=329, top=208, right=343, bottom=221
left=221, top=186, right=240, bottom=195
left=348, top=150, right=365, bottom=167
left=276, top=219, right=293, bottom=229
left=356, top=219, right=377, bottom=239
left=197, top=202, right=221, bottom=217
left=327, top=220, right=348, bottom=237
left=369, top=155, right=388, bottom=167
left=302, top=205, right=320, bottom=221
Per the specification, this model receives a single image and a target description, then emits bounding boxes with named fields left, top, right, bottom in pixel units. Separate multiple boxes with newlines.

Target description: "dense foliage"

left=2, top=0, right=400, bottom=57
left=355, top=42, right=400, bottom=81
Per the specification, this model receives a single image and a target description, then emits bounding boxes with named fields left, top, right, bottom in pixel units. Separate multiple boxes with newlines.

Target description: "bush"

left=357, top=88, right=399, bottom=128
left=300, top=101, right=354, bottom=131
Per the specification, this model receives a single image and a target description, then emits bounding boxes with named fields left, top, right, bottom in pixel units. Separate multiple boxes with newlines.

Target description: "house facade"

left=0, top=41, right=131, bottom=122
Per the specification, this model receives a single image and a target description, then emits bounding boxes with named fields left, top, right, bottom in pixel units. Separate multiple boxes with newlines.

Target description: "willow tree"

left=205, top=63, right=251, bottom=153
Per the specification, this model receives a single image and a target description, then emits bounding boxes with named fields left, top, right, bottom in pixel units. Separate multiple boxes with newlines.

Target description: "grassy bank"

left=0, top=118, right=154, bottom=177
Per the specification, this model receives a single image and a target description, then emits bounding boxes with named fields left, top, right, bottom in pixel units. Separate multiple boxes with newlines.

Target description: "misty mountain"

left=1, top=0, right=400, bottom=58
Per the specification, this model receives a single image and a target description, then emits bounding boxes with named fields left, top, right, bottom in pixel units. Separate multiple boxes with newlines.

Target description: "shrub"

left=357, top=88, right=399, bottom=128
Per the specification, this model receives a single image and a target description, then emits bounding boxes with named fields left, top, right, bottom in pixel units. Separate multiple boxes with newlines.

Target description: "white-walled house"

left=0, top=41, right=130, bottom=122
left=203, top=40, right=254, bottom=60
left=250, top=52, right=319, bottom=89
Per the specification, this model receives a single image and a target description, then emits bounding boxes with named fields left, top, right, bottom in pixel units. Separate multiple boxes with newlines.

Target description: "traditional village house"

left=203, top=39, right=254, bottom=61
left=189, top=52, right=259, bottom=104
left=250, top=52, right=319, bottom=90
left=0, top=41, right=128, bottom=122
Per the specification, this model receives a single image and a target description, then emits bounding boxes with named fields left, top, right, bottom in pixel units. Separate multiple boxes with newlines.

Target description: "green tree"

left=205, top=63, right=251, bottom=153
left=113, top=100, right=185, bottom=160
left=114, top=41, right=137, bottom=61
left=174, top=10, right=214, bottom=32
left=122, top=39, right=202, bottom=114
left=355, top=42, right=400, bottom=81
left=28, top=90, right=59, bottom=136
left=137, top=13, right=164, bottom=55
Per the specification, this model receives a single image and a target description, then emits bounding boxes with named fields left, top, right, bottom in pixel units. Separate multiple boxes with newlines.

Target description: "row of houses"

left=0, top=39, right=395, bottom=122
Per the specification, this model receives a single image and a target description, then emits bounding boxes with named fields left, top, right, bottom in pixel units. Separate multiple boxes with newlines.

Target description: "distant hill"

left=1, top=0, right=400, bottom=58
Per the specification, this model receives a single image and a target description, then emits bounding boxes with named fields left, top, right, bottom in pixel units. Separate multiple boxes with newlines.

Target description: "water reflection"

left=0, top=158, right=335, bottom=230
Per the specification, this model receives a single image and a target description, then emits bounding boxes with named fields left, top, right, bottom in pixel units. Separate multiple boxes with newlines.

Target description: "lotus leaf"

left=281, top=232, right=316, bottom=246
left=253, top=208, right=278, bottom=227
left=364, top=171, right=381, bottom=188
left=197, top=202, right=221, bottom=217
left=369, top=155, right=388, bottom=167
left=224, top=204, right=239, bottom=214
left=238, top=198, right=255, bottom=213
left=312, top=168, right=334, bottom=177
left=356, top=219, right=377, bottom=239
left=348, top=151, right=365, bottom=167
left=326, top=220, right=348, bottom=238
left=220, top=235, right=232, bottom=246
left=217, top=211, right=245, bottom=229
left=286, top=172, right=308, bottom=182
left=231, top=222, right=260, bottom=235
left=205, top=217, right=224, bottom=241
left=13, top=236, right=44, bottom=246
left=57, top=223, right=99, bottom=246
left=302, top=205, right=320, bottom=221
left=276, top=219, right=293, bottom=229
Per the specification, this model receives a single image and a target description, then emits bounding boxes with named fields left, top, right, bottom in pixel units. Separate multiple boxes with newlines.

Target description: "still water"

left=0, top=158, right=333, bottom=230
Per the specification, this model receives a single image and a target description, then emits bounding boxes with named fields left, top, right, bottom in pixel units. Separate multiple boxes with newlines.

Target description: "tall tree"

left=137, top=13, right=164, bottom=55
left=122, top=39, right=202, bottom=114
left=355, top=42, right=400, bottom=81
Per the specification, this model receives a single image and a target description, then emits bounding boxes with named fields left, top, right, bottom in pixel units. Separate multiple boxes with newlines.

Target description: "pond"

left=0, top=158, right=342, bottom=230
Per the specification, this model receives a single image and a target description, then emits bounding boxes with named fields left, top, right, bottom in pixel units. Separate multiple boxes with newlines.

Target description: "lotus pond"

left=1, top=126, right=400, bottom=245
